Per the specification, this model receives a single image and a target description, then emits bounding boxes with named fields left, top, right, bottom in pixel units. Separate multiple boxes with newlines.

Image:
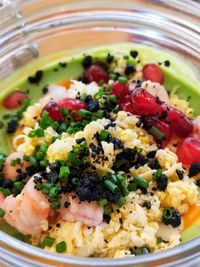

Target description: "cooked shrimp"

left=3, top=152, right=31, bottom=180
left=2, top=176, right=50, bottom=235
left=142, top=80, right=169, bottom=104
left=40, top=84, right=68, bottom=107
left=0, top=192, right=5, bottom=209
left=60, top=194, right=103, bottom=227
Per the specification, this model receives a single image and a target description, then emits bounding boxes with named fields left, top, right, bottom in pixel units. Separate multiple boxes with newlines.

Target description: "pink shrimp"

left=2, top=176, right=50, bottom=235
left=3, top=152, right=31, bottom=180
left=60, top=194, right=103, bottom=227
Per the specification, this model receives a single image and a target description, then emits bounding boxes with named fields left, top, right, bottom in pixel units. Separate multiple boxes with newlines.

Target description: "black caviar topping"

left=156, top=174, right=168, bottom=191
left=125, top=64, right=136, bottom=75
left=109, top=137, right=124, bottom=150
left=148, top=159, right=161, bottom=170
left=189, top=162, right=200, bottom=177
left=106, top=190, right=122, bottom=203
left=49, top=162, right=60, bottom=172
left=75, top=171, right=104, bottom=201
left=26, top=165, right=38, bottom=177
left=176, top=169, right=184, bottom=180
left=82, top=55, right=92, bottom=69
left=142, top=201, right=151, bottom=209
left=85, top=95, right=100, bottom=112
left=106, top=53, right=114, bottom=64
left=7, top=119, right=18, bottom=133
left=196, top=180, right=200, bottom=187
left=162, top=207, right=181, bottom=228
left=103, top=214, right=111, bottom=224
left=47, top=170, right=58, bottom=184
left=130, top=50, right=138, bottom=58
left=2, top=179, right=13, bottom=189
left=28, top=70, right=43, bottom=84
left=146, top=150, right=157, bottom=159
left=76, top=138, right=86, bottom=144
left=16, top=172, right=27, bottom=181
left=134, top=154, right=148, bottom=169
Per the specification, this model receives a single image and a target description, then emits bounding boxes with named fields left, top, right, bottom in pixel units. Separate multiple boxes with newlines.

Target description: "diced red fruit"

left=144, top=117, right=172, bottom=146
left=176, top=137, right=200, bottom=166
left=110, top=81, right=129, bottom=100
left=3, top=91, right=27, bottom=109
left=43, top=101, right=63, bottom=122
left=58, top=98, right=86, bottom=110
left=142, top=63, right=164, bottom=84
left=84, top=64, right=109, bottom=83
left=130, top=88, right=165, bottom=116
left=119, top=95, right=134, bottom=113
left=58, top=98, right=86, bottom=121
left=166, top=108, right=193, bottom=138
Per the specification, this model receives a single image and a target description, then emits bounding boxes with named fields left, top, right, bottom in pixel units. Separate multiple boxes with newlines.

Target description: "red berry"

left=119, top=95, right=134, bottom=113
left=3, top=91, right=27, bottom=109
left=166, top=108, right=193, bottom=138
left=142, top=64, right=164, bottom=84
left=110, top=81, right=129, bottom=100
left=58, top=98, right=85, bottom=110
left=44, top=101, right=63, bottom=122
left=176, top=137, right=200, bottom=166
left=144, top=116, right=172, bottom=146
left=130, top=88, right=165, bottom=116
left=58, top=98, right=86, bottom=121
left=84, top=64, right=109, bottom=83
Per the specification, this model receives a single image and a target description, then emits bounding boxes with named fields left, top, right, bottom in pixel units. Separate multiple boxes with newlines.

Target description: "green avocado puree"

left=0, top=43, right=199, bottom=243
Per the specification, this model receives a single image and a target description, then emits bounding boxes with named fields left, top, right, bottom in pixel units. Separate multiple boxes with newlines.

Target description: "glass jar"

left=0, top=1, right=199, bottom=266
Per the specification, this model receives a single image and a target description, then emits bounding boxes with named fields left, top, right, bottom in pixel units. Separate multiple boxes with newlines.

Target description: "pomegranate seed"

left=166, top=108, right=193, bottom=138
left=130, top=88, right=165, bottom=116
left=58, top=98, right=86, bottom=121
left=176, top=137, right=200, bottom=166
left=143, top=116, right=172, bottom=146
left=44, top=101, right=63, bottom=122
left=110, top=81, right=129, bottom=100
left=84, top=64, right=109, bottom=83
left=142, top=63, right=164, bottom=84
left=119, top=94, right=134, bottom=113
left=3, top=91, right=27, bottom=109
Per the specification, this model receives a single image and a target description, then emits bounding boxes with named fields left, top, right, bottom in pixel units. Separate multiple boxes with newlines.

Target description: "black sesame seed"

left=176, top=170, right=184, bottom=180
left=42, top=87, right=48, bottom=95
left=125, top=64, right=136, bottom=75
left=106, top=53, right=114, bottom=63
left=82, top=55, right=92, bottom=69
left=130, top=50, right=138, bottom=58
left=164, top=60, right=171, bottom=67
left=64, top=201, right=70, bottom=208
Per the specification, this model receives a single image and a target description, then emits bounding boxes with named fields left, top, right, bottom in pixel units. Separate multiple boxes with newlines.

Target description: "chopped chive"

left=114, top=158, right=126, bottom=168
left=117, top=196, right=126, bottom=207
left=29, top=156, right=38, bottom=167
left=134, top=176, right=149, bottom=189
left=14, top=232, right=25, bottom=241
left=56, top=241, right=67, bottom=253
left=71, top=177, right=79, bottom=185
left=28, top=130, right=36, bottom=138
left=98, top=199, right=108, bottom=207
left=49, top=186, right=59, bottom=198
left=67, top=152, right=76, bottom=162
left=51, top=121, right=60, bottom=130
left=153, top=169, right=163, bottom=180
left=59, top=166, right=70, bottom=178
left=109, top=94, right=118, bottom=104
left=99, top=130, right=109, bottom=141
left=40, top=159, right=49, bottom=167
left=149, top=126, right=164, bottom=139
left=156, top=237, right=163, bottom=244
left=0, top=188, right=11, bottom=197
left=104, top=180, right=118, bottom=193
left=76, top=109, right=92, bottom=118
left=104, top=205, right=111, bottom=215
left=0, top=121, right=4, bottom=129
left=35, top=151, right=46, bottom=160
left=35, top=128, right=44, bottom=137
left=117, top=174, right=129, bottom=197
left=0, top=208, right=5, bottom=218
left=118, top=76, right=128, bottom=84
left=40, top=144, right=48, bottom=153
left=50, top=199, right=61, bottom=211
left=61, top=108, right=70, bottom=117
left=42, top=236, right=55, bottom=247
left=23, top=155, right=30, bottom=161
left=128, top=182, right=137, bottom=192
left=10, top=158, right=21, bottom=166
left=3, top=113, right=11, bottom=120
left=80, top=93, right=87, bottom=101
left=73, top=145, right=80, bottom=154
